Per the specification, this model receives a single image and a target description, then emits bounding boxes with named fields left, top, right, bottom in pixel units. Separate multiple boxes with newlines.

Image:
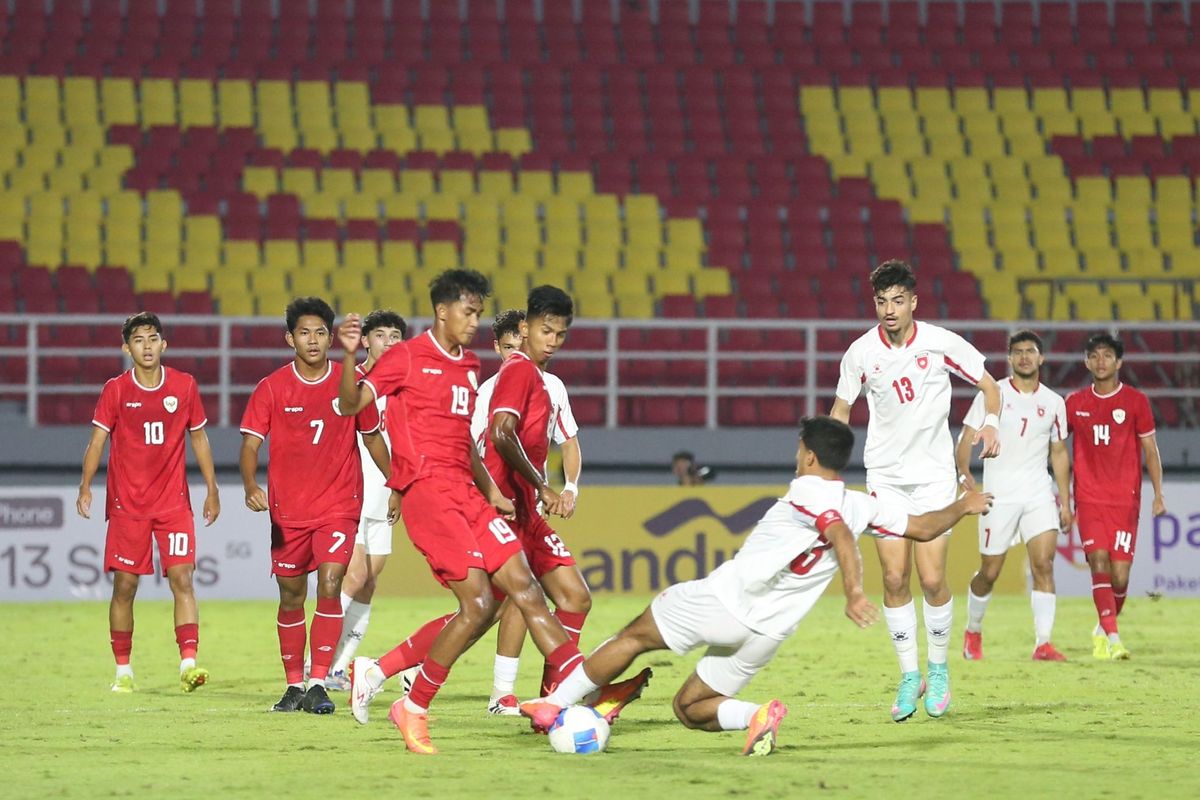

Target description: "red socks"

left=379, top=613, right=455, bottom=678
left=542, top=641, right=585, bottom=694
left=1091, top=572, right=1119, bottom=635
left=276, top=608, right=307, bottom=685
left=542, top=609, right=588, bottom=694
left=1114, top=590, right=1127, bottom=616
left=110, top=629, right=132, bottom=666
left=175, top=623, right=199, bottom=661
left=407, top=658, right=450, bottom=710
left=308, top=597, right=344, bottom=681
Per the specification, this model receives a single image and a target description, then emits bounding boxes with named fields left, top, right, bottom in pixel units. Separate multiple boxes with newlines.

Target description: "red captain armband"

left=815, top=510, right=845, bottom=535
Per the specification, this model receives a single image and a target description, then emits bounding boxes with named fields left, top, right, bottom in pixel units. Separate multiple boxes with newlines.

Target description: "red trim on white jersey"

left=876, top=320, right=919, bottom=349
left=944, top=354, right=981, bottom=384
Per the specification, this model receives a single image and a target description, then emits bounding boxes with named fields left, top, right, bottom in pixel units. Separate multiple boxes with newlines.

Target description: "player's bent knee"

left=459, top=593, right=497, bottom=629
left=672, top=695, right=705, bottom=730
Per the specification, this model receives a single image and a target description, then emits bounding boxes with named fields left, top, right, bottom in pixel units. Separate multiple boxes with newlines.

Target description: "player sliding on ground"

left=831, top=260, right=1001, bottom=721
left=521, top=417, right=994, bottom=756
left=78, top=312, right=220, bottom=693
left=335, top=270, right=588, bottom=755
left=958, top=330, right=1073, bottom=661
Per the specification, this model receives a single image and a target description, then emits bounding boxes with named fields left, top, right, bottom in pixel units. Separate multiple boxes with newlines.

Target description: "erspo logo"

left=0, top=498, right=64, bottom=529
left=578, top=497, right=776, bottom=593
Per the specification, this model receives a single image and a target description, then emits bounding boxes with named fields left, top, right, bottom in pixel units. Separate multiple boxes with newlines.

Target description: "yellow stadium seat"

left=99, top=78, right=137, bottom=126
left=1007, top=133, right=1046, bottom=158
left=1126, top=248, right=1164, bottom=274
left=340, top=125, right=378, bottom=151
left=1109, top=88, right=1146, bottom=115
left=998, top=247, right=1040, bottom=275
left=25, top=76, right=62, bottom=126
left=1000, top=112, right=1038, bottom=139
left=216, top=80, right=254, bottom=128
left=374, top=105, right=412, bottom=135
left=496, top=128, right=532, bottom=157
left=558, top=171, right=594, bottom=199
left=280, top=167, right=317, bottom=198
left=517, top=170, right=554, bottom=199
left=334, top=81, right=371, bottom=118
left=1157, top=112, right=1196, bottom=137
left=877, top=87, right=913, bottom=113
left=301, top=240, right=339, bottom=271
left=344, top=195, right=380, bottom=222
left=0, top=77, right=20, bottom=124
left=379, top=194, right=417, bottom=220
left=343, top=241, right=380, bottom=270
left=400, top=169, right=435, bottom=198
left=1075, top=176, right=1113, bottom=205
left=263, top=241, right=301, bottom=271
left=1079, top=112, right=1118, bottom=137
left=256, top=80, right=292, bottom=114
left=260, top=126, right=297, bottom=153
left=179, top=79, right=215, bottom=128
left=479, top=169, right=513, bottom=198
left=222, top=240, right=260, bottom=270
left=693, top=267, right=732, bottom=297
left=463, top=241, right=502, bottom=270
left=1157, top=219, right=1193, bottom=250
left=456, top=128, right=493, bottom=156
left=800, top=86, right=837, bottom=113
left=302, top=128, right=339, bottom=153
left=1071, top=88, right=1108, bottom=115
left=1033, top=177, right=1073, bottom=203
left=296, top=81, right=332, bottom=128
left=147, top=189, right=183, bottom=221
left=1118, top=114, right=1157, bottom=137
left=439, top=168, right=475, bottom=199
left=926, top=134, right=965, bottom=159
left=1081, top=249, right=1124, bottom=276
left=616, top=293, right=654, bottom=319
left=421, top=241, right=459, bottom=271
left=1147, top=89, right=1183, bottom=114
left=424, top=193, right=460, bottom=221
left=291, top=268, right=330, bottom=297
left=242, top=166, right=279, bottom=199
left=993, top=88, right=1029, bottom=114
left=359, top=168, right=396, bottom=199
left=140, top=78, right=177, bottom=127
left=255, top=290, right=293, bottom=317
left=582, top=243, right=620, bottom=271
left=63, top=78, right=98, bottom=127
left=414, top=105, right=451, bottom=133
left=336, top=289, right=376, bottom=314
left=1032, top=89, right=1069, bottom=114
left=419, top=129, right=455, bottom=153
left=967, top=132, right=1007, bottom=160
left=47, top=169, right=83, bottom=194
left=1115, top=176, right=1152, bottom=207
left=379, top=126, right=416, bottom=152
left=653, top=270, right=690, bottom=295
left=382, top=241, right=418, bottom=271
left=837, top=87, right=874, bottom=114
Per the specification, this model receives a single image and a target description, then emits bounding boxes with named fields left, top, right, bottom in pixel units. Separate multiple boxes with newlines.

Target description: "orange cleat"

left=589, top=667, right=653, bottom=725
left=1032, top=642, right=1067, bottom=661
left=962, top=630, right=983, bottom=660
left=518, top=699, right=563, bottom=734
left=388, top=698, right=438, bottom=755
left=742, top=700, right=788, bottom=757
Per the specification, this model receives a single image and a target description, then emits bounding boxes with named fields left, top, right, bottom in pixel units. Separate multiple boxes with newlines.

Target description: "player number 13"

left=891, top=377, right=915, bottom=403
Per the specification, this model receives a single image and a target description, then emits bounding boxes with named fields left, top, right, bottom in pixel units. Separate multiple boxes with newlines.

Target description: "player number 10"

left=143, top=421, right=164, bottom=445
left=167, top=532, right=188, bottom=557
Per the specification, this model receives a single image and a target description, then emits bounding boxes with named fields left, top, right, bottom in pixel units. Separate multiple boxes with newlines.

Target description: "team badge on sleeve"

left=163, top=396, right=178, bottom=413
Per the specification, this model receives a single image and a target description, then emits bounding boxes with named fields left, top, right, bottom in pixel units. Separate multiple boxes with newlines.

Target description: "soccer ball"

left=548, top=705, right=610, bottom=754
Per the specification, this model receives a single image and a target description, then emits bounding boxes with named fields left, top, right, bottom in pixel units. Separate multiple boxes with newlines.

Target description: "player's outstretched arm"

left=77, top=426, right=109, bottom=519
left=954, top=423, right=978, bottom=492
left=826, top=520, right=879, bottom=628
left=971, top=373, right=1002, bottom=458
left=362, top=430, right=391, bottom=480
left=559, top=436, right=581, bottom=519
left=469, top=434, right=515, bottom=517
left=489, top=411, right=563, bottom=516
left=1141, top=433, right=1167, bottom=516
left=1049, top=439, right=1073, bottom=530
left=829, top=397, right=852, bottom=424
left=335, top=314, right=375, bottom=415
left=189, top=427, right=221, bottom=526
left=239, top=434, right=268, bottom=512
left=905, top=491, right=994, bottom=541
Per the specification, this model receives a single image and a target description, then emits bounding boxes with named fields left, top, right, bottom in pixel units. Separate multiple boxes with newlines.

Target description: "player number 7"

left=328, top=530, right=347, bottom=553
left=310, top=419, right=324, bottom=444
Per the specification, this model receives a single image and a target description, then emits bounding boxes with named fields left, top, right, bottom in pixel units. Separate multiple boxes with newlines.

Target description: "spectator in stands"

left=673, top=451, right=714, bottom=486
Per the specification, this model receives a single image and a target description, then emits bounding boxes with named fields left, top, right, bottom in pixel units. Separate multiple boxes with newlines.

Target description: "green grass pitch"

left=5, top=595, right=1199, bottom=799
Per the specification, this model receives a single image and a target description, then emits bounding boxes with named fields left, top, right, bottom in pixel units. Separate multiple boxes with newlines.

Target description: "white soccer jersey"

left=836, top=321, right=987, bottom=485
left=471, top=368, right=580, bottom=456
left=706, top=476, right=909, bottom=640
left=355, top=363, right=391, bottom=520
left=963, top=378, right=1066, bottom=502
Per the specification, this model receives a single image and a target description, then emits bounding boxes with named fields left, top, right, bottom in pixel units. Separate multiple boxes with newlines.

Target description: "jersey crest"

left=916, top=353, right=929, bottom=369
left=1113, top=408, right=1126, bottom=424
left=1037, top=405, right=1046, bottom=417
left=163, top=395, right=178, bottom=413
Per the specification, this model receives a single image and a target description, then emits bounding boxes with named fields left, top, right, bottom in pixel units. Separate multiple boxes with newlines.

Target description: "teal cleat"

left=925, top=663, right=951, bottom=718
left=891, top=671, right=925, bottom=722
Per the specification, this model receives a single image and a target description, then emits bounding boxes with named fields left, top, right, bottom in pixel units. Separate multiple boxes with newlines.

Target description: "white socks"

left=308, top=677, right=325, bottom=689
left=547, top=664, right=599, bottom=707
left=179, top=657, right=196, bottom=673
left=1030, top=590, right=1056, bottom=645
left=331, top=600, right=372, bottom=675
left=924, top=598, right=954, bottom=665
left=883, top=601, right=920, bottom=674
left=716, top=699, right=759, bottom=731
left=115, top=664, right=134, bottom=679
left=493, top=655, right=520, bottom=697
left=966, top=585, right=991, bottom=633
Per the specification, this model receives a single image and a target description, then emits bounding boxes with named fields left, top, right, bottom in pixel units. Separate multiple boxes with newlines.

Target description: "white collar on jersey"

left=1091, top=382, right=1124, bottom=399
left=426, top=329, right=464, bottom=361
left=130, top=366, right=166, bottom=392
left=876, top=320, right=919, bottom=350
left=291, top=361, right=332, bottom=385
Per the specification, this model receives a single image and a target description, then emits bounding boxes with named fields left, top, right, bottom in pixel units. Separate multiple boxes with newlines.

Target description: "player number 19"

left=450, top=385, right=470, bottom=416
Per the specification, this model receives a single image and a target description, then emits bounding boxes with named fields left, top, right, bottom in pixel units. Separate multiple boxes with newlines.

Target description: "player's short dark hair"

left=1085, top=332, right=1124, bottom=360
left=1008, top=329, right=1043, bottom=353
left=122, top=312, right=163, bottom=343
left=362, top=309, right=407, bottom=339
left=526, top=284, right=574, bottom=325
left=799, top=416, right=855, bottom=472
left=493, top=308, right=525, bottom=340
left=429, top=269, right=491, bottom=310
left=869, top=259, right=917, bottom=294
left=285, top=296, right=335, bottom=333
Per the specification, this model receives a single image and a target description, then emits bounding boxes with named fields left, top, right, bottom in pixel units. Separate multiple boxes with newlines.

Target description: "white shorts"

left=867, top=478, right=958, bottom=537
left=979, top=495, right=1059, bottom=556
left=650, top=580, right=782, bottom=697
left=356, top=517, right=393, bottom=556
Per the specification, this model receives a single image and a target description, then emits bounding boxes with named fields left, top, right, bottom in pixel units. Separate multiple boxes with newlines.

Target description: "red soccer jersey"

left=240, top=361, right=380, bottom=526
left=1066, top=383, right=1155, bottom=507
left=484, top=352, right=553, bottom=501
left=359, top=330, right=481, bottom=491
left=91, top=366, right=207, bottom=520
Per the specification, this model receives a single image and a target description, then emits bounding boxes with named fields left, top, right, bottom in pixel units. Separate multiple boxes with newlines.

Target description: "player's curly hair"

left=527, top=284, right=574, bottom=324
left=1085, top=332, right=1124, bottom=360
left=493, top=308, right=525, bottom=340
left=429, top=269, right=491, bottom=311
left=799, top=416, right=855, bottom=472
left=1008, top=329, right=1044, bottom=353
left=285, top=297, right=335, bottom=333
left=363, top=309, right=408, bottom=339
left=122, top=312, right=163, bottom=343
left=869, top=260, right=917, bottom=294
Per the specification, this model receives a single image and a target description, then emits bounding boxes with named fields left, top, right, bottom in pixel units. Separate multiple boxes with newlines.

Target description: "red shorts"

left=1076, top=503, right=1140, bottom=561
left=105, top=507, right=195, bottom=576
left=270, top=518, right=358, bottom=577
left=515, top=504, right=576, bottom=579
left=400, top=477, right=522, bottom=587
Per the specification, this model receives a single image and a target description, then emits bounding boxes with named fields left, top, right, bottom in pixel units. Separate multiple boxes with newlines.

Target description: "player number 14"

left=1093, top=424, right=1111, bottom=446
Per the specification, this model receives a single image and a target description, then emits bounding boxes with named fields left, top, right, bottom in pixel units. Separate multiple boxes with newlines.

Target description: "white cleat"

left=487, top=694, right=521, bottom=716
left=349, top=657, right=384, bottom=725
left=397, top=664, right=420, bottom=695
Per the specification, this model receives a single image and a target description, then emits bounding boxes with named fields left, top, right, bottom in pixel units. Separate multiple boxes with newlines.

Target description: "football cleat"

left=1031, top=642, right=1067, bottom=661
left=271, top=686, right=305, bottom=712
left=301, top=684, right=335, bottom=714
left=962, top=630, right=983, bottom=660
left=589, top=667, right=653, bottom=725
left=924, top=663, right=951, bottom=718
left=110, top=675, right=136, bottom=693
left=519, top=699, right=564, bottom=734
left=325, top=669, right=349, bottom=692
left=1092, top=627, right=1109, bottom=660
left=742, top=699, right=788, bottom=757
left=1108, top=641, right=1131, bottom=660
left=487, top=694, right=521, bottom=716
left=180, top=666, right=209, bottom=693
left=349, top=656, right=383, bottom=725
left=890, top=671, right=925, bottom=722
left=389, top=698, right=437, bottom=755
left=398, top=664, right=420, bottom=695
